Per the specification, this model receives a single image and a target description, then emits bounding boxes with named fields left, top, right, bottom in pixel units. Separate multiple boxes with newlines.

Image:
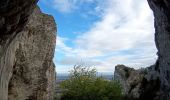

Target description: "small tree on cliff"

left=59, top=64, right=123, bottom=100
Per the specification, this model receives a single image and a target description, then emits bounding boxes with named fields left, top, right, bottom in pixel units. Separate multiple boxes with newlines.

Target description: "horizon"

left=57, top=71, right=114, bottom=75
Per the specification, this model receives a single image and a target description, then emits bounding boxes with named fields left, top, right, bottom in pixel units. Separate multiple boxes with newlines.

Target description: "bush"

left=59, top=65, right=123, bottom=100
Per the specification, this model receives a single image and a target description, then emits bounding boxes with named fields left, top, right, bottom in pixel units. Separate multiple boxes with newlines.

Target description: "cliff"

left=114, top=65, right=146, bottom=99
left=148, top=0, right=170, bottom=99
left=114, top=0, right=170, bottom=100
left=0, top=0, right=56, bottom=100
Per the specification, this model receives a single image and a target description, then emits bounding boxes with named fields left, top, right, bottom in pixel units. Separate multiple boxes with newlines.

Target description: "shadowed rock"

left=148, top=0, right=170, bottom=99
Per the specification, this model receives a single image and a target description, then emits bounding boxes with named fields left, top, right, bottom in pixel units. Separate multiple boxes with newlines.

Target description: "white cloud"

left=76, top=0, right=155, bottom=54
left=53, top=0, right=75, bottom=13
left=54, top=0, right=157, bottom=72
left=52, top=0, right=100, bottom=13
left=55, top=37, right=73, bottom=54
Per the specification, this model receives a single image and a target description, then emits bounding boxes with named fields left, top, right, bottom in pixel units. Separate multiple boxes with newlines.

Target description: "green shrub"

left=59, top=65, right=123, bottom=100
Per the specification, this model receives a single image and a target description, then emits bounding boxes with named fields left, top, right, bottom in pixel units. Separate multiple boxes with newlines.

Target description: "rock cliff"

left=114, top=65, right=146, bottom=99
left=0, top=0, right=56, bottom=100
left=148, top=0, right=170, bottom=99
left=114, top=0, right=170, bottom=100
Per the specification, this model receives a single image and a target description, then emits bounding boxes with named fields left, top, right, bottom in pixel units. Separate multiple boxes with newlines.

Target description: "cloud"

left=55, top=37, right=73, bottom=54
left=57, top=56, right=101, bottom=66
left=51, top=0, right=101, bottom=13
left=53, top=0, right=75, bottom=13
left=74, top=0, right=157, bottom=59
left=54, top=0, right=157, bottom=72
left=76, top=0, right=155, bottom=54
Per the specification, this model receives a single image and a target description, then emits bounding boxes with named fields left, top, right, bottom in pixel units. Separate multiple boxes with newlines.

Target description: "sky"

left=38, top=0, right=157, bottom=74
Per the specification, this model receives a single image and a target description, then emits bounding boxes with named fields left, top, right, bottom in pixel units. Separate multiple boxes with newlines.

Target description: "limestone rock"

left=114, top=65, right=146, bottom=99
left=0, top=0, right=38, bottom=41
left=7, top=7, right=56, bottom=100
left=0, top=0, right=56, bottom=100
left=0, top=0, right=38, bottom=99
left=147, top=0, right=170, bottom=99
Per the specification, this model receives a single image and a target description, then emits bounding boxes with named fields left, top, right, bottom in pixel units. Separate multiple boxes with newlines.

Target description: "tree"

left=59, top=64, right=123, bottom=100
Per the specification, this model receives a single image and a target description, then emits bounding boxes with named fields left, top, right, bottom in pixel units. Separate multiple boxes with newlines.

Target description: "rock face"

left=0, top=0, right=56, bottom=100
left=114, top=0, right=170, bottom=100
left=0, top=0, right=38, bottom=40
left=148, top=0, right=170, bottom=99
left=114, top=65, right=161, bottom=100
left=114, top=65, right=146, bottom=99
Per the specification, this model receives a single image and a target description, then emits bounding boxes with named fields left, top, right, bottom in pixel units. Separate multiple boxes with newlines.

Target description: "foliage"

left=59, top=65, right=123, bottom=100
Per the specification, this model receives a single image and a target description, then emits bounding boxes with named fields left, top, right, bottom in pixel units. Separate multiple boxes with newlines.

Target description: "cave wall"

left=0, top=0, right=56, bottom=100
left=147, top=0, right=170, bottom=99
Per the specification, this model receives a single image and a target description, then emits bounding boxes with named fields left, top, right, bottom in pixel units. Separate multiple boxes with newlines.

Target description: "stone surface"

left=7, top=7, right=56, bottom=100
left=147, top=0, right=170, bottom=99
left=0, top=0, right=38, bottom=99
left=0, top=0, right=56, bottom=100
left=0, top=0, right=38, bottom=41
left=114, top=65, right=146, bottom=99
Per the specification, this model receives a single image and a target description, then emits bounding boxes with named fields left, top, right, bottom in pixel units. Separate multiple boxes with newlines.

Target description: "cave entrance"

left=38, top=0, right=157, bottom=76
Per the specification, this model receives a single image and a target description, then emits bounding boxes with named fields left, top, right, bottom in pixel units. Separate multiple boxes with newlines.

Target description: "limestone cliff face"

left=114, top=1, right=170, bottom=100
left=0, top=0, right=38, bottom=39
left=148, top=0, right=170, bottom=99
left=0, top=0, right=56, bottom=100
left=8, top=7, right=56, bottom=100
left=114, top=65, right=146, bottom=99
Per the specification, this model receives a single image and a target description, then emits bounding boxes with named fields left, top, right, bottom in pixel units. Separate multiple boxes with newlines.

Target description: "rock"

left=0, top=0, right=38, bottom=41
left=8, top=8, right=56, bottom=100
left=0, top=0, right=38, bottom=99
left=7, top=7, right=56, bottom=100
left=0, top=0, right=56, bottom=100
left=114, top=65, right=146, bottom=99
left=147, top=0, right=170, bottom=99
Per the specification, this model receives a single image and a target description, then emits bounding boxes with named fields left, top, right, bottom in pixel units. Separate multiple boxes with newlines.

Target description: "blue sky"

left=38, top=0, right=157, bottom=73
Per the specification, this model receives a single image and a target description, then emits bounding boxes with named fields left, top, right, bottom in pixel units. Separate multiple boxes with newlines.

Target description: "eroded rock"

left=114, top=65, right=146, bottom=99
left=0, top=0, right=56, bottom=100
left=147, top=0, right=170, bottom=99
left=7, top=7, right=56, bottom=100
